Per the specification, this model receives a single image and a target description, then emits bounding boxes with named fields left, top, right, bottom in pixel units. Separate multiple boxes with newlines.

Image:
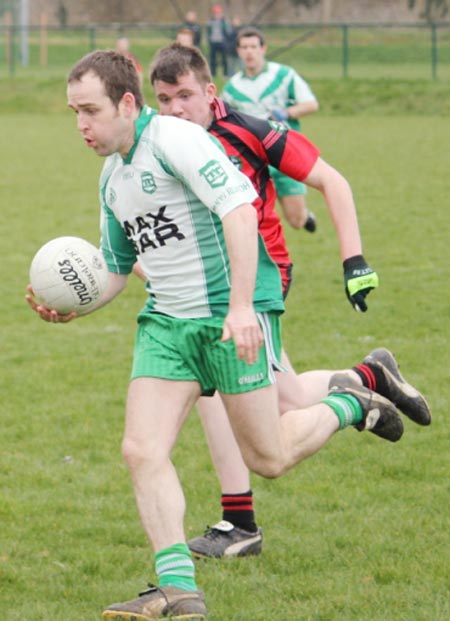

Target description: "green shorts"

left=131, top=311, right=283, bottom=395
left=269, top=165, right=307, bottom=197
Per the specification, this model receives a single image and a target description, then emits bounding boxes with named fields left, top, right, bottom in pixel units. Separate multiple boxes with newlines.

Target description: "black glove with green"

left=343, top=255, right=379, bottom=312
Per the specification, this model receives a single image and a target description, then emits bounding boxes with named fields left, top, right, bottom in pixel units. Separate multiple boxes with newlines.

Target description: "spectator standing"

left=207, top=4, right=230, bottom=77
left=182, top=10, right=202, bottom=48
left=56, top=2, right=68, bottom=28
left=226, top=16, right=242, bottom=76
left=115, top=36, right=143, bottom=85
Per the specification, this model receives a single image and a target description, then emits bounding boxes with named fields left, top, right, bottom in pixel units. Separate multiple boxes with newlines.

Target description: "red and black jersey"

left=210, top=97, right=320, bottom=293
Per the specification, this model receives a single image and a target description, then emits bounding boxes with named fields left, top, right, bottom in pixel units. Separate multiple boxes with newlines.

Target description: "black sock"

left=221, top=490, right=257, bottom=533
left=353, top=363, right=389, bottom=397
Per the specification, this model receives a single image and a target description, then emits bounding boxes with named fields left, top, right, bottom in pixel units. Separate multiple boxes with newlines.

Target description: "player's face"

left=154, top=71, right=216, bottom=129
left=237, top=36, right=266, bottom=73
left=67, top=71, right=135, bottom=158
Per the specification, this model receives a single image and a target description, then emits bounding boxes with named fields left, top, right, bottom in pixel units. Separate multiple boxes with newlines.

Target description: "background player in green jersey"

left=26, top=50, right=430, bottom=621
left=222, top=26, right=319, bottom=232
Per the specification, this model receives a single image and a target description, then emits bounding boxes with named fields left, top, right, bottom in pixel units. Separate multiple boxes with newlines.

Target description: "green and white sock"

left=322, top=393, right=363, bottom=429
left=155, top=543, right=197, bottom=592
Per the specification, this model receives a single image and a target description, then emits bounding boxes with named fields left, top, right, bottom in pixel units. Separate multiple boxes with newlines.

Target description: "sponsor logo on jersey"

left=141, top=171, right=157, bottom=194
left=123, top=206, right=186, bottom=254
left=199, top=159, right=228, bottom=188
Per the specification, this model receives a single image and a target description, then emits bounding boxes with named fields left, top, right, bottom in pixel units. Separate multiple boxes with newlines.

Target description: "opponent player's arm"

left=220, top=202, right=263, bottom=365
left=258, top=119, right=377, bottom=311
left=304, top=157, right=379, bottom=312
left=304, top=157, right=362, bottom=260
left=257, top=123, right=360, bottom=255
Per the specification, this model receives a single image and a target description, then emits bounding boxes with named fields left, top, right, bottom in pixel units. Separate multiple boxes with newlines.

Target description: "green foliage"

left=0, top=0, right=14, bottom=17
left=289, top=0, right=320, bottom=8
left=1, top=94, right=450, bottom=620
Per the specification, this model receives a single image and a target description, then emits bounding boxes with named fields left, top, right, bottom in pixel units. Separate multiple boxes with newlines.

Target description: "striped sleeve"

left=99, top=161, right=136, bottom=274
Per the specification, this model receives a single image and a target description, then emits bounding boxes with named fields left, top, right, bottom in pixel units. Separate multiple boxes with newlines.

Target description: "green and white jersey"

left=100, top=106, right=284, bottom=319
left=222, top=61, right=316, bottom=132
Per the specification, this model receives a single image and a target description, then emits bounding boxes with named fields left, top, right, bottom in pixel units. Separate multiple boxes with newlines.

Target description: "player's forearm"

left=287, top=99, right=319, bottom=119
left=91, top=272, right=129, bottom=312
left=305, top=159, right=362, bottom=261
left=132, top=262, right=146, bottom=282
left=325, top=182, right=363, bottom=261
left=222, top=203, right=258, bottom=309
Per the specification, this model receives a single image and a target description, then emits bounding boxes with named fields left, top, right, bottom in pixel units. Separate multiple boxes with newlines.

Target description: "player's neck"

left=119, top=108, right=144, bottom=158
left=119, top=122, right=138, bottom=159
left=205, top=109, right=215, bottom=129
left=244, top=61, right=265, bottom=78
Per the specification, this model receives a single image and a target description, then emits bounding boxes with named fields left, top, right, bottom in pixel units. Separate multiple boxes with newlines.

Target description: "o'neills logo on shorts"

left=238, top=372, right=265, bottom=385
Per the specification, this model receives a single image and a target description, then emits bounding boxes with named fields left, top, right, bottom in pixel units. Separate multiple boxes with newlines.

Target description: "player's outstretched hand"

left=25, top=285, right=77, bottom=323
left=343, top=255, right=379, bottom=312
left=221, top=305, right=264, bottom=365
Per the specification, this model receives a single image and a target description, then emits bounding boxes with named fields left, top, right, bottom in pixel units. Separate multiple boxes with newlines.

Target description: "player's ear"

left=206, top=82, right=217, bottom=102
left=120, top=91, right=137, bottom=117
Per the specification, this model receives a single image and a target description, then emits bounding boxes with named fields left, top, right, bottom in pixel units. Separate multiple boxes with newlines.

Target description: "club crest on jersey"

left=108, top=187, right=117, bottom=204
left=268, top=120, right=288, bottom=133
left=199, top=159, right=228, bottom=188
left=141, top=171, right=157, bottom=194
left=228, top=155, right=243, bottom=171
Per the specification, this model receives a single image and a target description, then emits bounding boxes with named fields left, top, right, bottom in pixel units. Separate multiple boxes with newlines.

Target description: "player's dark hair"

left=236, top=26, right=266, bottom=47
left=150, top=42, right=212, bottom=86
left=68, top=50, right=144, bottom=109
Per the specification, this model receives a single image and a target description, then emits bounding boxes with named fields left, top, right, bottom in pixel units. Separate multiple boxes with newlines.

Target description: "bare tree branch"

left=267, top=28, right=317, bottom=59
left=248, top=0, right=278, bottom=24
left=167, top=0, right=184, bottom=23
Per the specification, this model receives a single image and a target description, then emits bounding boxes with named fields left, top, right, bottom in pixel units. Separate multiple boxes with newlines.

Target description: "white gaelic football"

left=29, top=236, right=108, bottom=315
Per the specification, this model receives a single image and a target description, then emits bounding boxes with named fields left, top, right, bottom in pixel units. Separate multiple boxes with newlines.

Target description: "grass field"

left=1, top=75, right=450, bottom=621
